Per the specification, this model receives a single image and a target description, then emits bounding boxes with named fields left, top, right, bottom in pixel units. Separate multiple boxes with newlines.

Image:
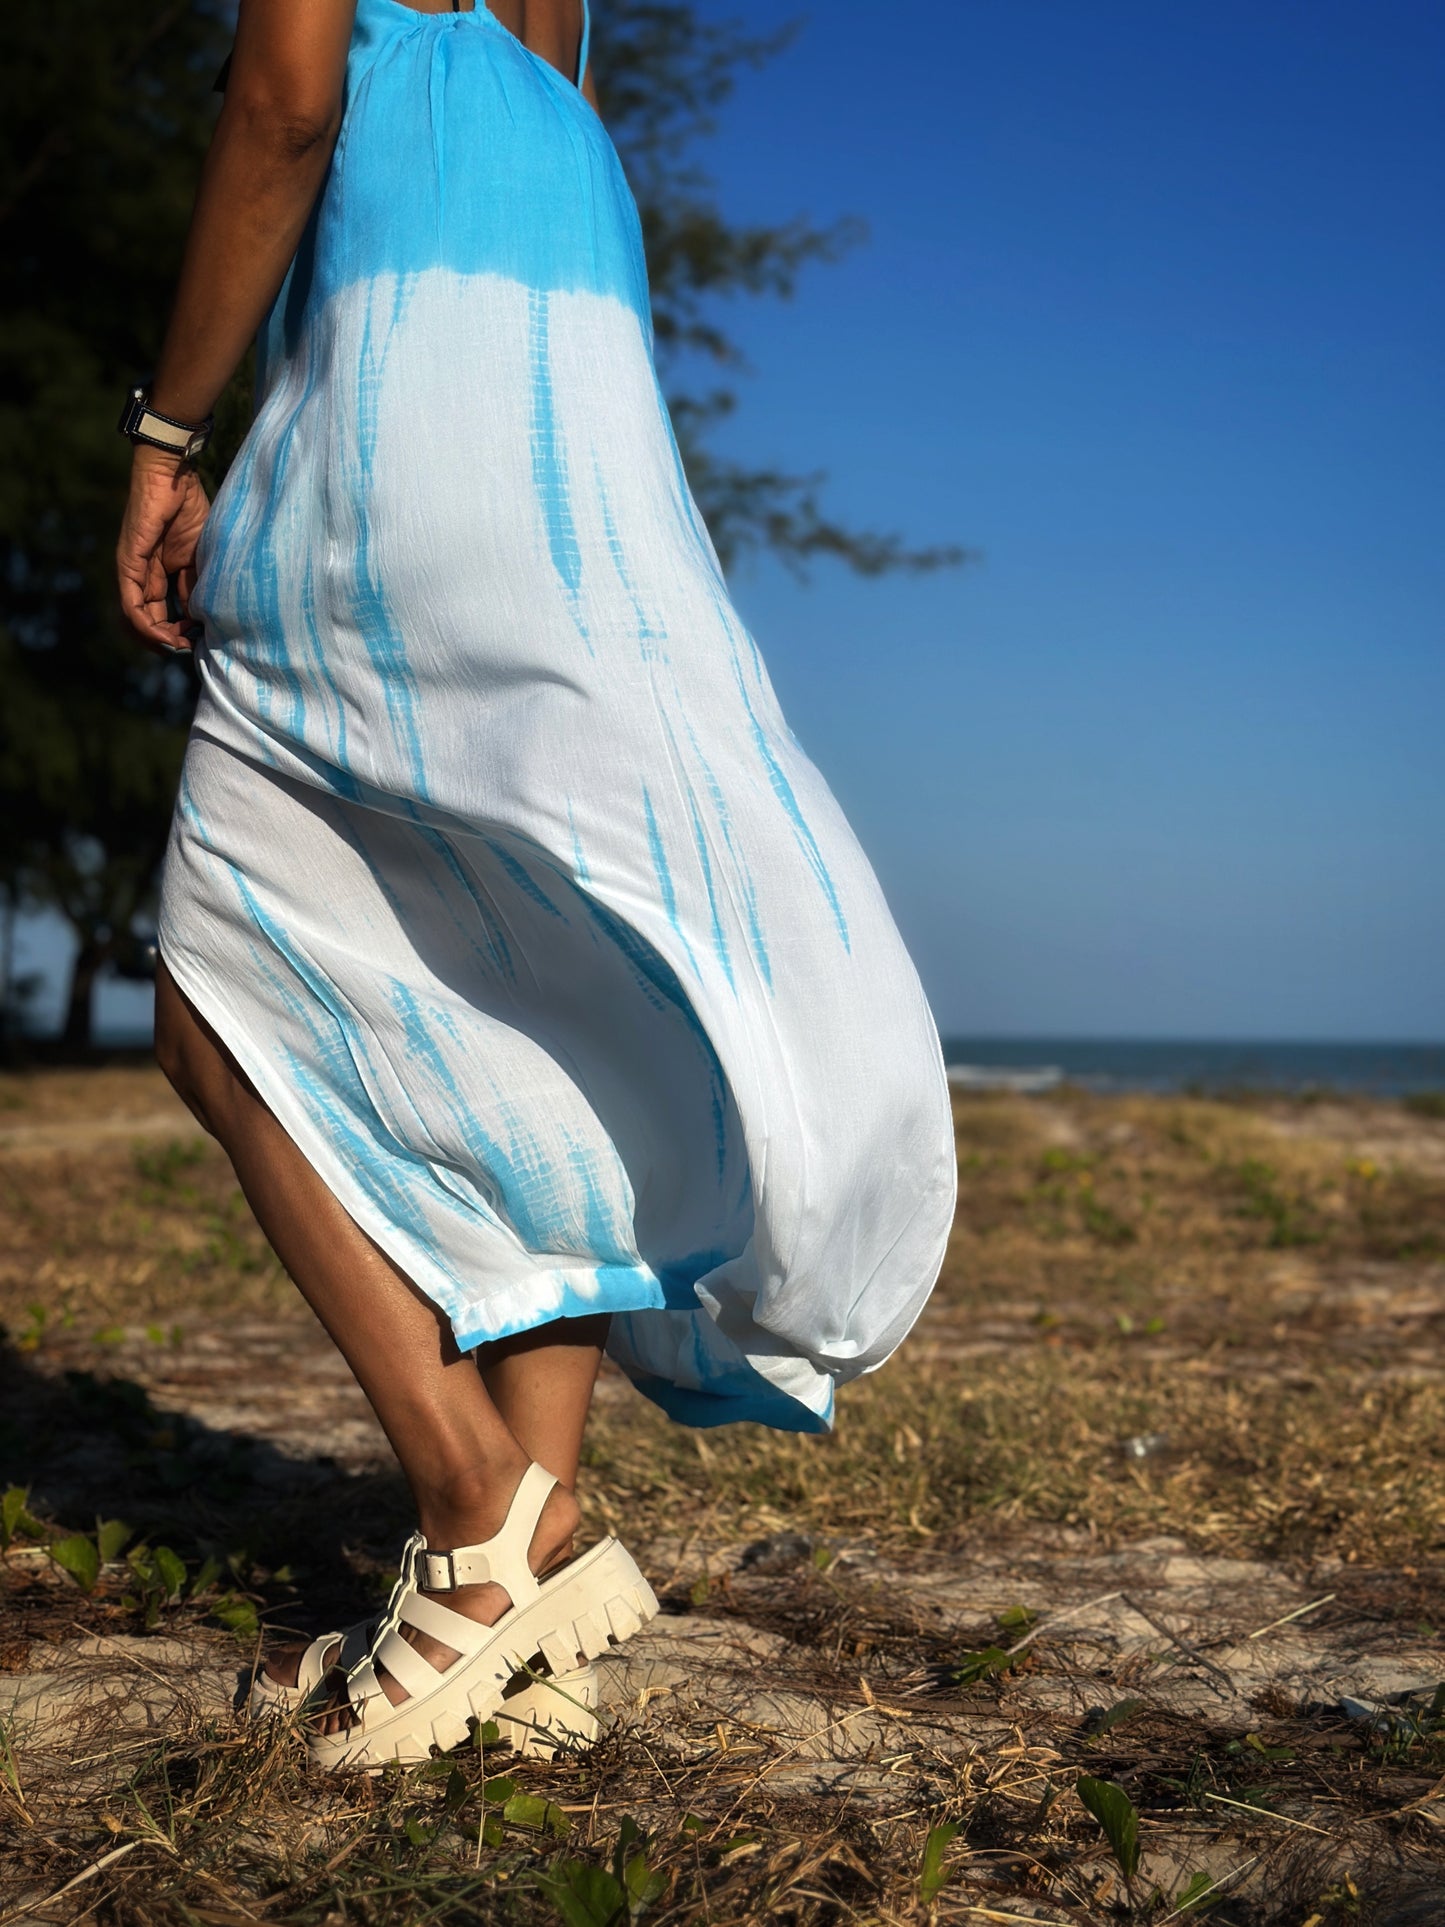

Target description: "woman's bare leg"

left=153, top=960, right=604, bottom=1727
left=478, top=1317, right=609, bottom=1488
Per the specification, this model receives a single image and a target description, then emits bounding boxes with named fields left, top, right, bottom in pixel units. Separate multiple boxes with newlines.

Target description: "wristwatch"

left=117, top=384, right=214, bottom=462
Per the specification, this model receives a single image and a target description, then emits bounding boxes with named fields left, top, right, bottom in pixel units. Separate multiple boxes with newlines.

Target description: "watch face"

left=117, top=387, right=210, bottom=459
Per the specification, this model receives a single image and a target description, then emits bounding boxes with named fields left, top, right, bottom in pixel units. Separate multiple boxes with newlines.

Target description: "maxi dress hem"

left=157, top=935, right=839, bottom=1435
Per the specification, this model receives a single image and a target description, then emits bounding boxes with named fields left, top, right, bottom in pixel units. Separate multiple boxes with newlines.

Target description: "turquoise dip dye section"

left=160, top=0, right=956, bottom=1432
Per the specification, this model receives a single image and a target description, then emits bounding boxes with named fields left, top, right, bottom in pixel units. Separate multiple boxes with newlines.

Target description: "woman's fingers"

left=117, top=453, right=210, bottom=654
left=118, top=541, right=194, bottom=654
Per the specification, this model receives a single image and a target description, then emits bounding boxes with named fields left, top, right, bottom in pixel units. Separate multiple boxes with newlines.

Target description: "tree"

left=0, top=0, right=960, bottom=1048
left=0, top=2, right=232, bottom=1047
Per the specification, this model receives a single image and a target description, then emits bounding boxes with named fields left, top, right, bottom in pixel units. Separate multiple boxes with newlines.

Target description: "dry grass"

left=1, top=1066, right=1444, bottom=1923
left=0, top=1066, right=289, bottom=1331
left=4, top=1069, right=1444, bottom=1565
left=1, top=1560, right=1443, bottom=1927
left=576, top=1085, right=1445, bottom=1569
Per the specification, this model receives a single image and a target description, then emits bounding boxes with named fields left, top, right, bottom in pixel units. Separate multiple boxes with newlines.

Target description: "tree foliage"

left=0, top=0, right=958, bottom=1045
left=0, top=1, right=229, bottom=1044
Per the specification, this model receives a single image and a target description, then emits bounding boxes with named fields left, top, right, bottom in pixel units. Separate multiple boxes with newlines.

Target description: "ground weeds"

left=2, top=1076, right=1445, bottom=1921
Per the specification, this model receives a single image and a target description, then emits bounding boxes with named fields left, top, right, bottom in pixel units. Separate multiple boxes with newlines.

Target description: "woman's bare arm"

left=117, top=0, right=356, bottom=652
left=149, top=0, right=356, bottom=423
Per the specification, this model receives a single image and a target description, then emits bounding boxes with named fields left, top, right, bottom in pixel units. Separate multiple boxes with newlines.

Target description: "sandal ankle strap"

left=415, top=1463, right=557, bottom=1598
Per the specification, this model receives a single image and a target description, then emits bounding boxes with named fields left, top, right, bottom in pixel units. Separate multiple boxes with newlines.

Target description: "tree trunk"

left=62, top=934, right=106, bottom=1051
left=0, top=889, right=12, bottom=1043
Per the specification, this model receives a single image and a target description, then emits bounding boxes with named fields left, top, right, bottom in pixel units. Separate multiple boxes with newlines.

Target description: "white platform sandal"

left=250, top=1620, right=600, bottom=1757
left=306, top=1463, right=653, bottom=1771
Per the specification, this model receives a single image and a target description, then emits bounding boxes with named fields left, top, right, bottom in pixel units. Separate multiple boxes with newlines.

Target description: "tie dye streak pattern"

left=160, top=0, right=955, bottom=1431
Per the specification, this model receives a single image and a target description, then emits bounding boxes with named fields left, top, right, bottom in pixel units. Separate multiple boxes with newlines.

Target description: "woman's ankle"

left=412, top=1448, right=526, bottom=1532
left=414, top=1460, right=580, bottom=1567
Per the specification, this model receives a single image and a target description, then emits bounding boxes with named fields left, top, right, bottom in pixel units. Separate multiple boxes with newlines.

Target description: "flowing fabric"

left=160, top=0, right=956, bottom=1432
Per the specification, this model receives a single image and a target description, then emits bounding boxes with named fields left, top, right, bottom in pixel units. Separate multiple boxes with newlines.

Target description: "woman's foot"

left=259, top=1627, right=372, bottom=1695
left=308, top=1475, right=582, bottom=1737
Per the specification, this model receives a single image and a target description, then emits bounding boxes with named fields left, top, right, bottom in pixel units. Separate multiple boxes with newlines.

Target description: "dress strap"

left=575, top=0, right=591, bottom=92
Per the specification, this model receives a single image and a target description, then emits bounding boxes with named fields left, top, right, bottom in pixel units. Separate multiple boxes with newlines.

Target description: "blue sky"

left=19, top=0, right=1443, bottom=1042
left=692, top=0, right=1444, bottom=1039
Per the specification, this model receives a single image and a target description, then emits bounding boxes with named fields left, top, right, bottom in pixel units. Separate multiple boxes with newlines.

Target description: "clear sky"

left=17, top=0, right=1444, bottom=1042
left=691, top=0, right=1445, bottom=1040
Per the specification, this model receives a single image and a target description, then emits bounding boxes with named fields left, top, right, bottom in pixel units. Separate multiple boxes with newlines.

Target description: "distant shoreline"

left=5, top=1029, right=1444, bottom=1099
left=941, top=1035, right=1445, bottom=1098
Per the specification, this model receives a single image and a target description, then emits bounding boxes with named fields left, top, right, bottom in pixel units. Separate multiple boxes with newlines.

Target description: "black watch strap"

left=118, top=385, right=214, bottom=462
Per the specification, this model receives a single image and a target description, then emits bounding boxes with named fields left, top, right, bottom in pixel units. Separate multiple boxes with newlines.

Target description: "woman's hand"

left=116, top=444, right=212, bottom=655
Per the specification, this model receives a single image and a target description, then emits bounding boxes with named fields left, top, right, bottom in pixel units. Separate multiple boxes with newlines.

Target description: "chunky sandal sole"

left=308, top=1535, right=654, bottom=1771
left=494, top=1664, right=601, bottom=1759
left=252, top=1639, right=600, bottom=1757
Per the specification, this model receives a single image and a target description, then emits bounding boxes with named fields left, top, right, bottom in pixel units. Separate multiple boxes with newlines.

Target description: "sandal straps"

left=330, top=1466, right=561, bottom=1732
left=296, top=1630, right=346, bottom=1697
left=415, top=1462, right=557, bottom=1600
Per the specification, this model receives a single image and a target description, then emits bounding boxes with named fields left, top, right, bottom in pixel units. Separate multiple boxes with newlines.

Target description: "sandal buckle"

left=418, top=1549, right=458, bottom=1592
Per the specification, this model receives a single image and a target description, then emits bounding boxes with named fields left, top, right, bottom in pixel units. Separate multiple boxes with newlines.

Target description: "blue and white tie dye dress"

left=160, top=0, right=956, bottom=1433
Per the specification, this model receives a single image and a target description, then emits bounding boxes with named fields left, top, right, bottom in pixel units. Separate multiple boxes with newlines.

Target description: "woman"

left=116, top=0, right=955, bottom=1772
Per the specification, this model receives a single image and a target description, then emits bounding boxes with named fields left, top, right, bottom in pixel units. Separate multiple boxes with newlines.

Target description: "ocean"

left=82, top=1025, right=1445, bottom=1098
left=939, top=1037, right=1445, bottom=1098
